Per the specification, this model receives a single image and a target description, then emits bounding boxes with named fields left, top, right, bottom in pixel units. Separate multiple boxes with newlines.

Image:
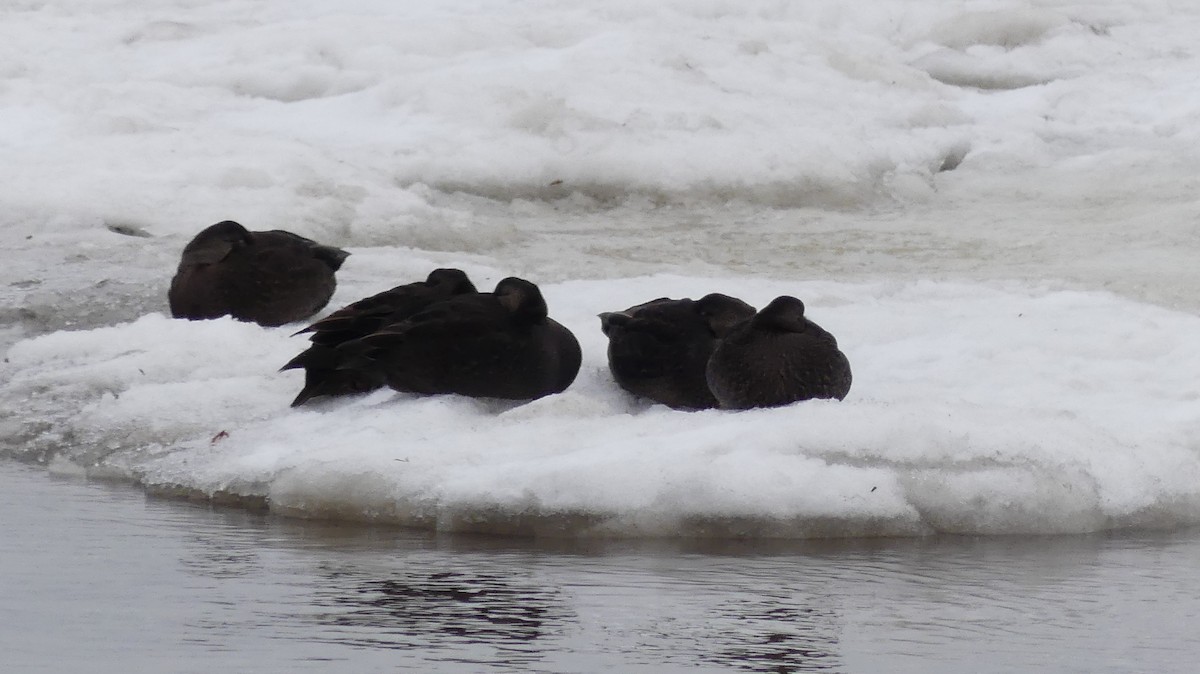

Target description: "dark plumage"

left=168, top=220, right=349, bottom=327
left=705, top=296, right=852, bottom=409
left=332, top=277, right=581, bottom=401
left=598, top=293, right=756, bottom=409
left=283, top=268, right=478, bottom=406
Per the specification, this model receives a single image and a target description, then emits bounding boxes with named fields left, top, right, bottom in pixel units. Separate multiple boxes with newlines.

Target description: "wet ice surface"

left=3, top=0, right=1200, bottom=540
left=6, top=272, right=1200, bottom=538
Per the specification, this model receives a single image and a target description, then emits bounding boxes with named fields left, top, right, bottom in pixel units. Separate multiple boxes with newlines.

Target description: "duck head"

left=695, top=293, right=756, bottom=336
left=753, top=296, right=809, bottom=333
left=494, top=277, right=548, bottom=324
left=426, top=268, right=478, bottom=295
left=181, top=220, right=254, bottom=265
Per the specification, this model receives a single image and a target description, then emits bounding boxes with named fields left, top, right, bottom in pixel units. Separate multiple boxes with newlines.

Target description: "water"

left=5, top=461, right=1197, bottom=673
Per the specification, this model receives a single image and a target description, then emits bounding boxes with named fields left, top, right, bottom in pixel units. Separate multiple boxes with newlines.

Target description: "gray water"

left=4, top=461, right=1198, bottom=673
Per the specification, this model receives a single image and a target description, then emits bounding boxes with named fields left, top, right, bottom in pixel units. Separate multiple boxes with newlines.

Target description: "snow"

left=2, top=0, right=1199, bottom=538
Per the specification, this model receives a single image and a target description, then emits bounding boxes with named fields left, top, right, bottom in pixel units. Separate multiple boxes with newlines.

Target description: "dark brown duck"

left=168, top=220, right=349, bottom=327
left=706, top=296, right=852, bottom=409
left=283, top=268, right=478, bottom=406
left=337, top=277, right=581, bottom=401
left=599, top=293, right=755, bottom=410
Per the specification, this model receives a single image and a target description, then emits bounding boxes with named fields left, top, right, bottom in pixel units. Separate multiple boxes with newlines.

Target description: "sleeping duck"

left=599, top=293, right=755, bottom=410
left=168, top=220, right=349, bottom=327
left=283, top=268, right=477, bottom=406
left=312, top=276, right=580, bottom=402
left=705, top=296, right=851, bottom=409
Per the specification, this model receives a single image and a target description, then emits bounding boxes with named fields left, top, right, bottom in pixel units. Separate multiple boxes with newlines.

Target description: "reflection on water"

left=4, top=462, right=1200, bottom=674
left=311, top=569, right=569, bottom=660
left=713, top=600, right=841, bottom=673
left=180, top=534, right=263, bottom=579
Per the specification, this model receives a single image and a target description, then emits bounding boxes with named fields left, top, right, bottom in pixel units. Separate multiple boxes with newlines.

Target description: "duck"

left=282, top=268, right=478, bottom=406
left=705, top=296, right=852, bottom=409
left=168, top=220, right=349, bottom=327
left=334, top=277, right=581, bottom=401
left=598, top=293, right=756, bottom=409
